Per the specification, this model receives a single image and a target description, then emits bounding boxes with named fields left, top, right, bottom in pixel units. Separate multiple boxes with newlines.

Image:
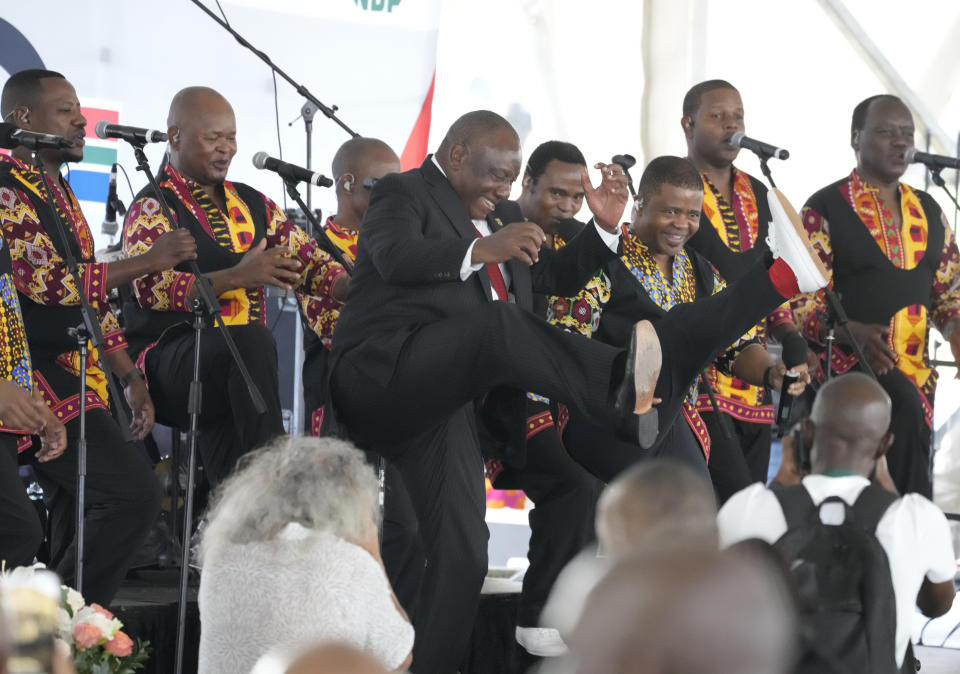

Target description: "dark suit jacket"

left=331, top=156, right=617, bottom=384
left=331, top=156, right=617, bottom=464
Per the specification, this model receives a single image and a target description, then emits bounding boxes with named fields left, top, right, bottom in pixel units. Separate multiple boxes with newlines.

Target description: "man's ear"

left=681, top=116, right=694, bottom=134
left=851, top=130, right=861, bottom=152
left=448, top=142, right=469, bottom=172
left=875, top=431, right=894, bottom=460
left=168, top=126, right=181, bottom=149
left=14, top=106, right=31, bottom=129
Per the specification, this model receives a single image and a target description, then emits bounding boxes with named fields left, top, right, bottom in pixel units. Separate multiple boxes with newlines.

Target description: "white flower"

left=56, top=607, right=74, bottom=643
left=63, top=586, right=85, bottom=615
left=74, top=607, right=115, bottom=640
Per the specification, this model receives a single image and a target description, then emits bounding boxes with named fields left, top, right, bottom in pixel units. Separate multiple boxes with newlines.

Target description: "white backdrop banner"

left=0, top=0, right=441, bottom=249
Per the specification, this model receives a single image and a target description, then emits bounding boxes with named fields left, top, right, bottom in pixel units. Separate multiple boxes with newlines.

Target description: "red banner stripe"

left=400, top=71, right=435, bottom=171
left=82, top=107, right=120, bottom=140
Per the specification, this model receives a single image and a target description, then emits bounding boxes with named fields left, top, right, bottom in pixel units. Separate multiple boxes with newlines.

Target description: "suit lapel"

left=420, top=157, right=496, bottom=300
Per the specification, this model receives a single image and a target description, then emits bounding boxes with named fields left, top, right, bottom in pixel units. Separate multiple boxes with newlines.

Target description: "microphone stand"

left=125, top=143, right=268, bottom=674
left=189, top=0, right=359, bottom=140
left=758, top=156, right=778, bottom=189
left=32, top=152, right=133, bottom=596
left=821, top=289, right=877, bottom=382
left=926, top=167, right=960, bottom=215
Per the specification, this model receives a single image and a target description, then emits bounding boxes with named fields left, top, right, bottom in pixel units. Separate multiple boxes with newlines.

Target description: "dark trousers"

left=568, top=260, right=787, bottom=483
left=704, top=413, right=773, bottom=503
left=26, top=408, right=160, bottom=606
left=875, top=368, right=932, bottom=497
left=144, top=323, right=286, bottom=486
left=332, top=302, right=622, bottom=674
left=0, top=434, right=44, bottom=568
left=494, top=413, right=604, bottom=626
left=565, top=412, right=710, bottom=484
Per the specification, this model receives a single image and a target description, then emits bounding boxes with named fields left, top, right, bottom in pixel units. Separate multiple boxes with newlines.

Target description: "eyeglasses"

left=362, top=178, right=379, bottom=190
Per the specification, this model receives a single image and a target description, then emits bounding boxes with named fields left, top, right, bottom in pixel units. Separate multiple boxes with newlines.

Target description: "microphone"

left=905, top=147, right=960, bottom=171
left=252, top=152, right=333, bottom=187
left=0, top=122, right=73, bottom=150
left=95, top=120, right=167, bottom=144
left=611, top=154, right=636, bottom=171
left=775, top=331, right=809, bottom=428
left=611, top=153, right=638, bottom=197
left=486, top=199, right=524, bottom=230
left=729, top=131, right=789, bottom=160
left=101, top=163, right=126, bottom=237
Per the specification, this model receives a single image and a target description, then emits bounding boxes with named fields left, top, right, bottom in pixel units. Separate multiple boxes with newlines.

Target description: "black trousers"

left=704, top=413, right=773, bottom=504
left=26, top=408, right=161, bottom=606
left=144, top=323, right=286, bottom=486
left=565, top=411, right=710, bottom=484
left=0, top=434, right=44, bottom=568
left=493, top=402, right=604, bottom=627
left=332, top=260, right=785, bottom=672
left=332, top=303, right=622, bottom=674
left=568, top=260, right=788, bottom=483
left=875, top=367, right=932, bottom=497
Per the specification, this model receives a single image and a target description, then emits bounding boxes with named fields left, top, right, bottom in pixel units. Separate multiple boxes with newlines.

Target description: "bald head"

left=434, top=110, right=521, bottom=220
left=596, top=459, right=718, bottom=557
left=285, top=643, right=387, bottom=674
left=330, top=138, right=401, bottom=230
left=167, top=86, right=231, bottom=128
left=166, top=86, right=237, bottom=187
left=572, top=545, right=795, bottom=674
left=808, top=373, right=893, bottom=475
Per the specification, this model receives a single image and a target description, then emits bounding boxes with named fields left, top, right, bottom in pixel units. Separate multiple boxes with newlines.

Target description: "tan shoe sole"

left=632, top=320, right=662, bottom=415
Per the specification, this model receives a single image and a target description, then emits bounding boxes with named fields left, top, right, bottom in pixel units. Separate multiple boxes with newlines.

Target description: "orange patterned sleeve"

left=790, top=205, right=834, bottom=345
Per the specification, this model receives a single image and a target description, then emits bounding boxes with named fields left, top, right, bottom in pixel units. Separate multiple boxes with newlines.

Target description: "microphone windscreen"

left=782, top=331, right=808, bottom=369
left=95, top=120, right=111, bottom=140
left=729, top=130, right=746, bottom=149
left=904, top=147, right=919, bottom=164
left=611, top=154, right=636, bottom=170
left=252, top=151, right=269, bottom=170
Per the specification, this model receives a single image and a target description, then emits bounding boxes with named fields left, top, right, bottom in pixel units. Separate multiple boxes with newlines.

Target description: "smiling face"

left=853, top=97, right=914, bottom=185
left=631, top=183, right=703, bottom=258
left=683, top=86, right=744, bottom=169
left=519, top=159, right=586, bottom=233
left=445, top=126, right=522, bottom=219
left=21, top=77, right=87, bottom=164
left=169, top=92, right=237, bottom=187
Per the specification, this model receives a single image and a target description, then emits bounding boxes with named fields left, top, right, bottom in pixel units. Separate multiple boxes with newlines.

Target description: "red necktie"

left=474, top=227, right=508, bottom=301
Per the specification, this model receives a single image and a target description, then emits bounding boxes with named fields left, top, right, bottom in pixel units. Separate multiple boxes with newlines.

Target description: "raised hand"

left=582, top=162, right=630, bottom=232
left=472, top=221, right=547, bottom=266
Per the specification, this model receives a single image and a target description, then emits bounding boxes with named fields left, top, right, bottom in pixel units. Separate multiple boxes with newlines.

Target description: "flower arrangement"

left=2, top=563, right=150, bottom=674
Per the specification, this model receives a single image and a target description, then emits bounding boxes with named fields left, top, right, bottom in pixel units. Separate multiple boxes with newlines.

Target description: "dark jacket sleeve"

left=529, top=219, right=617, bottom=297
left=362, top=173, right=473, bottom=286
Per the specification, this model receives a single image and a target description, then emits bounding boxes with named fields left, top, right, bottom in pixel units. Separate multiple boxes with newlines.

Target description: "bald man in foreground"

left=718, top=373, right=956, bottom=672
left=566, top=545, right=796, bottom=674
left=122, top=86, right=348, bottom=485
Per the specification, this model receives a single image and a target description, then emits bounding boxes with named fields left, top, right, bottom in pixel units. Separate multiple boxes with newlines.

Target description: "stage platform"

left=111, top=570, right=537, bottom=674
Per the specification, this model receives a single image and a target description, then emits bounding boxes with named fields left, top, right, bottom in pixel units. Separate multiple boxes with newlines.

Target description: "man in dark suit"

left=331, top=110, right=826, bottom=673
left=331, top=111, right=629, bottom=673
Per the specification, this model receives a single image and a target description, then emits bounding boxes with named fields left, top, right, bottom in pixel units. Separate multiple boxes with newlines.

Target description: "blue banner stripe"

left=67, top=169, right=109, bottom=203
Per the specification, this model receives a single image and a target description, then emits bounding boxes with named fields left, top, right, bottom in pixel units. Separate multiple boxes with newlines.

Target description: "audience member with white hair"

left=196, top=436, right=413, bottom=674
left=540, top=458, right=718, bottom=641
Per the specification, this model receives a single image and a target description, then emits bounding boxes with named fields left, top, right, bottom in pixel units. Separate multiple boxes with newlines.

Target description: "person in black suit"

left=330, top=110, right=825, bottom=673
left=331, top=111, right=629, bottom=674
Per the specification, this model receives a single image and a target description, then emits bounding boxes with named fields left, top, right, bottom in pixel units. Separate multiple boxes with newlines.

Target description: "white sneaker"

left=516, top=626, right=568, bottom=657
left=765, top=188, right=829, bottom=293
